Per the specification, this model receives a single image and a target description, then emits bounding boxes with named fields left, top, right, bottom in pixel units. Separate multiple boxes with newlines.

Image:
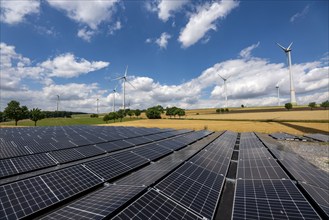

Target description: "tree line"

left=0, top=100, right=86, bottom=126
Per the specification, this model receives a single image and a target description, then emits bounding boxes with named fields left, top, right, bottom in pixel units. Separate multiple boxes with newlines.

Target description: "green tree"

left=155, top=105, right=164, bottom=113
left=0, top=112, right=6, bottom=122
left=117, top=109, right=126, bottom=122
left=220, top=108, right=225, bottom=113
left=177, top=108, right=185, bottom=118
left=108, top=112, right=118, bottom=122
left=134, top=109, right=141, bottom=118
left=29, top=108, right=45, bottom=126
left=127, top=110, right=134, bottom=118
left=225, top=108, right=229, bottom=113
left=146, top=107, right=161, bottom=119
left=285, top=103, right=293, bottom=111
left=4, top=100, right=29, bottom=126
left=308, top=102, right=316, bottom=110
left=320, top=100, right=329, bottom=109
left=103, top=114, right=110, bottom=123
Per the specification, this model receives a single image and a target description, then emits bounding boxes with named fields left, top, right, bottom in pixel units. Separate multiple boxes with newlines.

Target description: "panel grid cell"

left=11, top=153, right=57, bottom=174
left=113, top=189, right=202, bottom=220
left=48, top=148, right=85, bottom=163
left=155, top=162, right=225, bottom=219
left=42, top=185, right=145, bottom=220
left=40, top=165, right=102, bottom=201
left=232, top=179, right=320, bottom=219
left=0, top=176, right=59, bottom=220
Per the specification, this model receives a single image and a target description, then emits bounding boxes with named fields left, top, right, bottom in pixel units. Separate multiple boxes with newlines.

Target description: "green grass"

left=0, top=114, right=143, bottom=127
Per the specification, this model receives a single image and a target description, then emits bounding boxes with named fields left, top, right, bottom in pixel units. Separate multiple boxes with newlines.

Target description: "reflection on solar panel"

left=43, top=185, right=146, bottom=220
left=237, top=158, right=289, bottom=179
left=239, top=148, right=272, bottom=159
left=232, top=179, right=320, bottom=219
left=0, top=141, right=31, bottom=159
left=113, top=189, right=202, bottom=220
left=155, top=162, right=225, bottom=219
left=48, top=148, right=85, bottom=163
left=131, top=144, right=172, bottom=161
left=300, top=183, right=329, bottom=218
left=0, top=176, right=59, bottom=219
left=116, top=160, right=182, bottom=186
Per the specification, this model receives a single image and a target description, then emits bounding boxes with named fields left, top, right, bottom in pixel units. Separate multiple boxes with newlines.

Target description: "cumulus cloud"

left=77, top=28, right=95, bottom=42
left=157, top=0, right=189, bottom=22
left=239, top=42, right=260, bottom=59
left=155, top=32, right=171, bottom=49
left=0, top=0, right=40, bottom=24
left=290, top=5, right=309, bottom=23
left=108, top=21, right=122, bottom=35
left=179, top=0, right=239, bottom=48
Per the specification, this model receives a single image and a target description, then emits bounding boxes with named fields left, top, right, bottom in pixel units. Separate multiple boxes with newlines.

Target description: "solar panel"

left=232, top=179, right=320, bottom=219
left=304, top=133, right=329, bottom=142
left=270, top=132, right=298, bottom=140
left=48, top=148, right=85, bottom=164
left=0, top=141, right=31, bottom=159
left=0, top=159, right=18, bottom=178
left=95, top=140, right=133, bottom=152
left=125, top=136, right=152, bottom=146
left=11, top=153, right=57, bottom=174
left=131, top=144, right=172, bottom=161
left=42, top=185, right=146, bottom=220
left=111, top=151, right=149, bottom=169
left=40, top=165, right=102, bottom=201
left=0, top=176, right=59, bottom=220
left=237, top=158, right=289, bottom=179
left=74, top=145, right=105, bottom=158
left=113, top=189, right=202, bottom=220
left=300, top=183, right=329, bottom=218
left=239, top=133, right=265, bottom=149
left=157, top=139, right=186, bottom=151
left=155, top=162, right=225, bottom=219
left=239, top=148, right=272, bottom=159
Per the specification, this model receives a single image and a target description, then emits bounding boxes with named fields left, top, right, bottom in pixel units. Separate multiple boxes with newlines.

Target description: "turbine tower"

left=218, top=74, right=231, bottom=108
left=96, top=98, right=99, bottom=114
left=275, top=85, right=280, bottom=106
left=114, top=66, right=135, bottom=110
left=277, top=42, right=297, bottom=105
left=56, top=95, right=60, bottom=111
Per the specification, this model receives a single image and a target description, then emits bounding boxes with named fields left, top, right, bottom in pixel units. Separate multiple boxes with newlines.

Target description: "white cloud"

left=145, top=38, right=152, bottom=44
left=155, top=32, right=171, bottom=49
left=179, top=0, right=239, bottom=48
left=0, top=0, right=40, bottom=24
left=47, top=0, right=119, bottom=30
left=1, top=42, right=328, bottom=112
left=157, top=0, right=189, bottom=22
left=239, top=42, right=260, bottom=59
left=290, top=5, right=309, bottom=23
left=40, top=53, right=109, bottom=78
left=108, top=21, right=122, bottom=35
left=77, top=28, right=95, bottom=42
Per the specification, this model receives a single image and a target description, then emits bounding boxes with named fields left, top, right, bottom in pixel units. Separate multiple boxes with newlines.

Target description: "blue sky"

left=1, top=0, right=328, bottom=112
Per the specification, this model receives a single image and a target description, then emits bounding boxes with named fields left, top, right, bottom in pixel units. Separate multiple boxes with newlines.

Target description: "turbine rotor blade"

left=126, top=80, right=136, bottom=89
left=287, top=42, right=293, bottom=50
left=125, top=65, right=128, bottom=77
left=113, top=76, right=124, bottom=81
left=217, top=73, right=225, bottom=80
left=276, top=43, right=286, bottom=51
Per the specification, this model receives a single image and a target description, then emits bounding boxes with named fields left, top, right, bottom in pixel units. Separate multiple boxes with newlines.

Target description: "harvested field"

left=100, top=119, right=329, bottom=135
left=185, top=110, right=329, bottom=121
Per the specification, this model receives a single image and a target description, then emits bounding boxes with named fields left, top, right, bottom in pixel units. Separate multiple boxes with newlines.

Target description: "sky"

left=0, top=0, right=328, bottom=113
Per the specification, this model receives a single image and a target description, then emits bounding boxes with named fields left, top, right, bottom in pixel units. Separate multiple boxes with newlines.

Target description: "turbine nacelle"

left=277, top=42, right=293, bottom=53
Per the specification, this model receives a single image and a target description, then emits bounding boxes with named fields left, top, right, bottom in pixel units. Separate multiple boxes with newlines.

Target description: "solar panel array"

left=0, top=127, right=327, bottom=219
left=304, top=133, right=329, bottom=142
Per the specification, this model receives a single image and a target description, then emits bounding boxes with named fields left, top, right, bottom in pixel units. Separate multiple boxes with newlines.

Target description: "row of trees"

left=103, top=109, right=142, bottom=123
left=216, top=108, right=229, bottom=113
left=284, top=100, right=329, bottom=111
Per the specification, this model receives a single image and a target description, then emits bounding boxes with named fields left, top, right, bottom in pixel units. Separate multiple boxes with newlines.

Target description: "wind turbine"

left=277, top=42, right=297, bottom=105
left=114, top=66, right=135, bottom=111
left=96, top=98, right=99, bottom=114
left=218, top=74, right=231, bottom=108
left=275, top=85, right=280, bottom=106
left=112, top=85, right=118, bottom=112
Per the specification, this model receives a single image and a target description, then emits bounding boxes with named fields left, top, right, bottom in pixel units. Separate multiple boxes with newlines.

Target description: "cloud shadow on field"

left=276, top=122, right=329, bottom=135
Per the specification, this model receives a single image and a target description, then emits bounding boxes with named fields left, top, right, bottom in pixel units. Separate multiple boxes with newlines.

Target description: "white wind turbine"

left=218, top=74, right=231, bottom=108
left=275, top=84, right=280, bottom=106
left=114, top=66, right=135, bottom=110
left=112, top=85, right=118, bottom=112
left=277, top=42, right=297, bottom=105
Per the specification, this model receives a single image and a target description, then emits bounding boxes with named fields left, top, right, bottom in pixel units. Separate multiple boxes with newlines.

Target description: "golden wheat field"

left=185, top=110, right=329, bottom=121
left=101, top=119, right=329, bottom=135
